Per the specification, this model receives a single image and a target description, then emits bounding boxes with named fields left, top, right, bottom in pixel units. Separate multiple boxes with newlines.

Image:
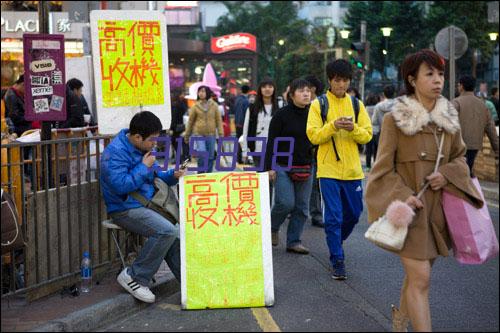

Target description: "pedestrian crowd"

left=3, top=46, right=498, bottom=332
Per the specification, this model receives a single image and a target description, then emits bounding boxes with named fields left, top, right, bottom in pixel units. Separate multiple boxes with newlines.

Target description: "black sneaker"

left=312, top=220, right=325, bottom=228
left=332, top=260, right=347, bottom=280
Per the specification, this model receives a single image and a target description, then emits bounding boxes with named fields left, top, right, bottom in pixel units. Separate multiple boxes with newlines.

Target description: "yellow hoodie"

left=307, top=90, right=372, bottom=180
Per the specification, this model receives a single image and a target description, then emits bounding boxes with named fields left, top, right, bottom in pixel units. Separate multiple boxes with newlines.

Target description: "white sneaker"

left=117, top=267, right=156, bottom=303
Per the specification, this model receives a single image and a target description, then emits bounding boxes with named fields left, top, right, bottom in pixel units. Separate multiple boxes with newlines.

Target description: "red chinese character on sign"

left=220, top=173, right=259, bottom=226
left=98, top=21, right=126, bottom=56
left=186, top=178, right=219, bottom=230
left=99, top=21, right=163, bottom=92
left=127, top=21, right=161, bottom=56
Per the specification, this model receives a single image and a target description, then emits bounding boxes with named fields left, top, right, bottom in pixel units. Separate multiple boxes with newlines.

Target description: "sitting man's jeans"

left=110, top=207, right=180, bottom=286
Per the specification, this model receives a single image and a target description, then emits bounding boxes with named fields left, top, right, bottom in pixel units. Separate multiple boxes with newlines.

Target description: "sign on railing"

left=23, top=33, right=66, bottom=122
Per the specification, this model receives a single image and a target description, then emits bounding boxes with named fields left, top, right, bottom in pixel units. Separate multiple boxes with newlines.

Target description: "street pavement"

left=99, top=180, right=499, bottom=332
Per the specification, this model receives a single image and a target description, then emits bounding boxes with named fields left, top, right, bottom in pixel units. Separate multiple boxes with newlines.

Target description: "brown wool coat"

left=185, top=99, right=224, bottom=138
left=365, top=95, right=484, bottom=260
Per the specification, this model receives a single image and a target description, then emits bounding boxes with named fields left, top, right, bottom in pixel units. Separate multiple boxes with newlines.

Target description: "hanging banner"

left=90, top=10, right=171, bottom=134
left=23, top=34, right=66, bottom=121
left=180, top=172, right=274, bottom=310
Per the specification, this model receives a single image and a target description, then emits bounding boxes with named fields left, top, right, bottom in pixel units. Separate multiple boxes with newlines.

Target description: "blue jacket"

left=100, top=129, right=178, bottom=214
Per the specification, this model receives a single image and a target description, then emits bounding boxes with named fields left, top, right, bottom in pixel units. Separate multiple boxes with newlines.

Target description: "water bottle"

left=80, top=251, right=92, bottom=293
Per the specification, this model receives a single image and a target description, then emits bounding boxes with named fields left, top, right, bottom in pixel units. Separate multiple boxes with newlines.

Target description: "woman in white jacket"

left=240, top=78, right=279, bottom=169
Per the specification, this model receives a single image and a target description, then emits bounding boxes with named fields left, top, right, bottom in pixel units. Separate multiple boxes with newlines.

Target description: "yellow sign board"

left=180, top=172, right=274, bottom=309
left=97, top=19, right=164, bottom=108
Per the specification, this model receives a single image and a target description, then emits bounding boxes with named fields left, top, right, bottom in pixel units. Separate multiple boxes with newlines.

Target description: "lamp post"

left=489, top=32, right=499, bottom=91
left=340, top=29, right=350, bottom=40
left=381, top=27, right=393, bottom=79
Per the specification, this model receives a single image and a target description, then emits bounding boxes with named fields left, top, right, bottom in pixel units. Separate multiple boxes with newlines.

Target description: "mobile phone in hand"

left=343, top=116, right=353, bottom=122
left=180, top=159, right=190, bottom=169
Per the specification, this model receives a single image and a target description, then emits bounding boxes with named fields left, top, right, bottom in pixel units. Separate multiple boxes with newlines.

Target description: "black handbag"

left=1, top=189, right=26, bottom=254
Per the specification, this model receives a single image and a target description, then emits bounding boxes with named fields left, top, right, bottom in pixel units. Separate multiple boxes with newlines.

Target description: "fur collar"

left=391, top=95, right=460, bottom=136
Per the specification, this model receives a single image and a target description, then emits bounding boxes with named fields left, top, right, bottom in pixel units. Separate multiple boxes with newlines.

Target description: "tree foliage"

left=343, top=1, right=497, bottom=79
left=343, top=1, right=427, bottom=76
left=214, top=1, right=310, bottom=91
left=425, top=1, right=497, bottom=77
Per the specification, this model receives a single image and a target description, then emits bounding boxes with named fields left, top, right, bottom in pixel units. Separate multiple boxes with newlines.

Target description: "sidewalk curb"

left=29, top=274, right=179, bottom=332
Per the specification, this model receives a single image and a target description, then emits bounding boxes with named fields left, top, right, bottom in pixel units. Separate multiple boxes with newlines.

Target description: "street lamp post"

left=489, top=32, right=499, bottom=91
left=381, top=27, right=393, bottom=80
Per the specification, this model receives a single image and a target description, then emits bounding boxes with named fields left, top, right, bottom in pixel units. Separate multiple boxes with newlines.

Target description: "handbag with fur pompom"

left=365, top=132, right=445, bottom=251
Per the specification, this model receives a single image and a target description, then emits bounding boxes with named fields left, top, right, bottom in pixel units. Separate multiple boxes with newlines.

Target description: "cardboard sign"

left=90, top=10, right=171, bottom=135
left=23, top=34, right=66, bottom=121
left=180, top=172, right=274, bottom=310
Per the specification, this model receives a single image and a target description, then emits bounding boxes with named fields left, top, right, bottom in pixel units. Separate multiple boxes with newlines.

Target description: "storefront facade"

left=1, top=11, right=88, bottom=90
left=167, top=32, right=258, bottom=97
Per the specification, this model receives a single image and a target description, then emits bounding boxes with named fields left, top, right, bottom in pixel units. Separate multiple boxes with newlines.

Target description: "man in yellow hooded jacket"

left=306, top=59, right=372, bottom=280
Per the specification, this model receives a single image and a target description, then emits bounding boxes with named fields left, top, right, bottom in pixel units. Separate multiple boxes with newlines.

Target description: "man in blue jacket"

left=100, top=111, right=185, bottom=303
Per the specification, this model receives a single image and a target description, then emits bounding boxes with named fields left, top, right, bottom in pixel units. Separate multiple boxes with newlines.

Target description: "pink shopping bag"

left=442, top=177, right=499, bottom=265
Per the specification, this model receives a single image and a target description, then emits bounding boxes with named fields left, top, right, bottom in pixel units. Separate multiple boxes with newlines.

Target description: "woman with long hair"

left=365, top=49, right=483, bottom=331
left=241, top=78, right=279, bottom=169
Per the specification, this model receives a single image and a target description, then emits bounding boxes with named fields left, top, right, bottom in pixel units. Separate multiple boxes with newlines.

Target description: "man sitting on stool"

left=100, top=111, right=185, bottom=303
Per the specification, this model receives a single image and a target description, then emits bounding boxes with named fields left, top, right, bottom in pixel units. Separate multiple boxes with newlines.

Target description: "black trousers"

left=465, top=149, right=479, bottom=178
left=236, top=126, right=244, bottom=163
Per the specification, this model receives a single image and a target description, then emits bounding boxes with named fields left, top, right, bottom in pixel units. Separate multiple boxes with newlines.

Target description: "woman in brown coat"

left=184, top=86, right=224, bottom=173
left=365, top=49, right=483, bottom=332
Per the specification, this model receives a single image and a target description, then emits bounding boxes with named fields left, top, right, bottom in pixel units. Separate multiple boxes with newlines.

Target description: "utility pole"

left=449, top=26, right=456, bottom=100
left=38, top=1, right=51, bottom=141
left=359, top=20, right=366, bottom=101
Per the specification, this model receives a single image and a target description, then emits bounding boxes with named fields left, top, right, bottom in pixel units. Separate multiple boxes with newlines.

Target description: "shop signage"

left=211, top=33, right=257, bottom=54
left=1, top=12, right=85, bottom=39
left=23, top=34, right=66, bottom=121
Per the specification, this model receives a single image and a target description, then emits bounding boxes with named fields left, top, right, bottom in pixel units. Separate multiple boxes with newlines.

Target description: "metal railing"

left=1, top=132, right=137, bottom=301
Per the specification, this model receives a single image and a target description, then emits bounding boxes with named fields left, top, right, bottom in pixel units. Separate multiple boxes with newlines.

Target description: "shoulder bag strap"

left=416, top=131, right=446, bottom=199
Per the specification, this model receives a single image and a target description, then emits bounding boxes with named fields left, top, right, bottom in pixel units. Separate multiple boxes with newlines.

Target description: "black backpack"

left=316, top=94, right=359, bottom=161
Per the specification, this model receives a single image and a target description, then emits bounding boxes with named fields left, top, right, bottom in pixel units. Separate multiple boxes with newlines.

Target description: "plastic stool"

left=101, top=219, right=127, bottom=269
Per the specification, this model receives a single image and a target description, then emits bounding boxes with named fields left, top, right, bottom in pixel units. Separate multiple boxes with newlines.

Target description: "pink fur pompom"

left=386, top=200, right=415, bottom=228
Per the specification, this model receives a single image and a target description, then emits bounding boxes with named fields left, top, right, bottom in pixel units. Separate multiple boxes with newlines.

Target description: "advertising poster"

left=23, top=34, right=66, bottom=121
left=179, top=172, right=274, bottom=310
left=90, top=10, right=171, bottom=134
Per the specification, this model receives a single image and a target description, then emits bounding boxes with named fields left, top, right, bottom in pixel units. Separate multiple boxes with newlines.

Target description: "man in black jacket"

left=60, top=78, right=94, bottom=128
left=4, top=74, right=31, bottom=136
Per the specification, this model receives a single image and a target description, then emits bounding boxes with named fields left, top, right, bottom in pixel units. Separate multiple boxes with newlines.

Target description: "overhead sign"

left=211, top=33, right=257, bottom=54
left=1, top=12, right=86, bottom=39
left=90, top=10, right=171, bottom=135
left=180, top=172, right=274, bottom=309
left=23, top=34, right=66, bottom=121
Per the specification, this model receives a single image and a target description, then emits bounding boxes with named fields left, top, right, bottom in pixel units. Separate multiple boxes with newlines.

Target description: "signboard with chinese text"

left=180, top=172, right=274, bottom=309
left=211, top=33, right=257, bottom=54
left=90, top=11, right=171, bottom=134
left=23, top=34, right=66, bottom=121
